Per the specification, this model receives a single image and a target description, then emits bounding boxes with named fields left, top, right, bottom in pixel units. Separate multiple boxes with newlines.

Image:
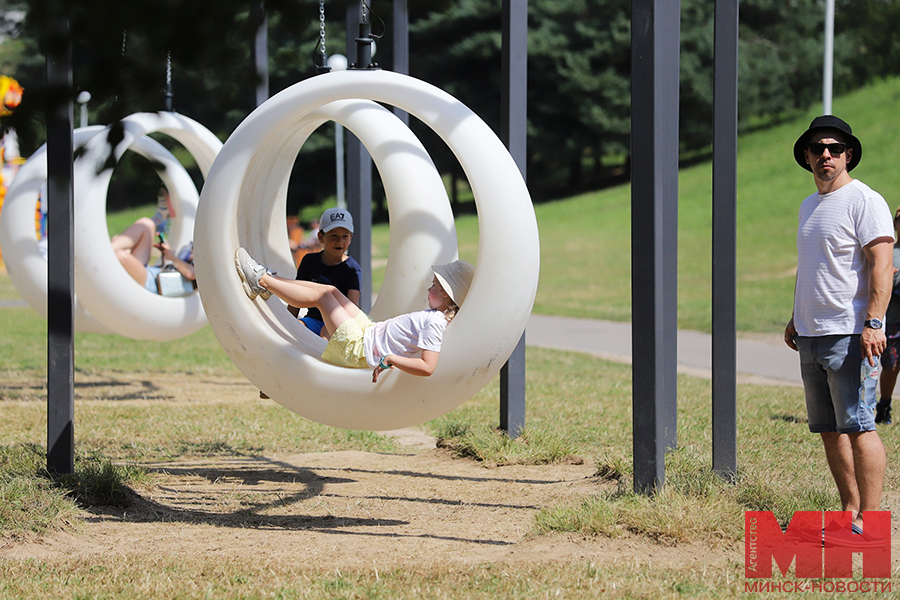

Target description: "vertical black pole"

left=712, top=0, right=738, bottom=481
left=346, top=1, right=372, bottom=311
left=392, top=0, right=409, bottom=125
left=45, top=2, right=75, bottom=476
left=499, top=0, right=527, bottom=439
left=250, top=0, right=269, bottom=107
left=630, top=0, right=680, bottom=494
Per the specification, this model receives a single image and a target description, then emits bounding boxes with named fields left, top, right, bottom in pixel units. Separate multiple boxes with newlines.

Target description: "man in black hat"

left=784, top=115, right=893, bottom=542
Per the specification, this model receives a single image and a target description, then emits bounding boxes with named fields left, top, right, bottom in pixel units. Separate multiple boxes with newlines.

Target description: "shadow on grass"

left=312, top=465, right=562, bottom=487
left=1, top=377, right=171, bottom=402
left=769, top=413, right=807, bottom=424
left=73, top=377, right=173, bottom=402
left=95, top=455, right=528, bottom=546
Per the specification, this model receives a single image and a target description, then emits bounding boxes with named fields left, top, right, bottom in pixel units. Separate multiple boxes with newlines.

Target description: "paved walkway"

left=3, top=296, right=800, bottom=386
left=526, top=314, right=802, bottom=387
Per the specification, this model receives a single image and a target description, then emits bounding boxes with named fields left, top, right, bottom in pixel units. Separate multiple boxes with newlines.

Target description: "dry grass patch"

left=434, top=422, right=583, bottom=466
left=0, top=552, right=740, bottom=600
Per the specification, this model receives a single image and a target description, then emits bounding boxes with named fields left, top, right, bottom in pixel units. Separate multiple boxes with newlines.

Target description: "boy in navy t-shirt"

left=289, top=207, right=362, bottom=339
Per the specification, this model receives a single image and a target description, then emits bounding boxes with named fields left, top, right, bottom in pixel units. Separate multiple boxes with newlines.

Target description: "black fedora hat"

left=793, top=115, right=862, bottom=172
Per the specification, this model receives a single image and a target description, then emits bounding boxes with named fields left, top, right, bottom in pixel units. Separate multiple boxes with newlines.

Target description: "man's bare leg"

left=848, top=430, right=886, bottom=529
left=821, top=432, right=860, bottom=521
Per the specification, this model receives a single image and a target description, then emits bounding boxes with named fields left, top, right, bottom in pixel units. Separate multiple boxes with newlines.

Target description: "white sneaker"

left=234, top=248, right=272, bottom=300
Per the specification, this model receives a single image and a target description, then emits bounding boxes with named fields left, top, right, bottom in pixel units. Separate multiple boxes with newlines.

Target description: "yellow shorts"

left=321, top=311, right=376, bottom=369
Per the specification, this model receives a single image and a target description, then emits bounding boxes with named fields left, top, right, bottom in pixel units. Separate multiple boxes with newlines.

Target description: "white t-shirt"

left=363, top=309, right=448, bottom=368
left=793, top=179, right=894, bottom=336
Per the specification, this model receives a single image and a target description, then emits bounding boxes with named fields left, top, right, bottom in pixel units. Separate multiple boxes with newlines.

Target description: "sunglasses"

left=807, top=142, right=847, bottom=156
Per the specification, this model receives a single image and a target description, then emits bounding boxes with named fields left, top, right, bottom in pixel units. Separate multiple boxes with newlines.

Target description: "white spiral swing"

left=71, top=112, right=223, bottom=341
left=194, top=70, right=540, bottom=431
left=0, top=118, right=216, bottom=339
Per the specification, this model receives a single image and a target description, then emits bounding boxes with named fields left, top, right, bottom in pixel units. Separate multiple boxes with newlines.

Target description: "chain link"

left=319, top=0, right=327, bottom=57
left=360, top=0, right=369, bottom=24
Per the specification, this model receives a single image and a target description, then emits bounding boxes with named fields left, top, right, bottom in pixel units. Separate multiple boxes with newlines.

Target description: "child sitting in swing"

left=235, top=247, right=474, bottom=383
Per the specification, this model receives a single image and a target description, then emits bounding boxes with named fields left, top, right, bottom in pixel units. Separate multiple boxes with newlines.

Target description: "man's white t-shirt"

left=363, top=309, right=448, bottom=368
left=793, top=179, right=894, bottom=336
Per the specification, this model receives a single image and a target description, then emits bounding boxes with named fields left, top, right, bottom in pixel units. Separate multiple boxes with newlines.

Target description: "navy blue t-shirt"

left=295, top=252, right=362, bottom=322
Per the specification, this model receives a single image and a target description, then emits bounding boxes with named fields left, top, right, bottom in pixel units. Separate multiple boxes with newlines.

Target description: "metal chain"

left=360, top=0, right=369, bottom=25
left=319, top=0, right=327, bottom=57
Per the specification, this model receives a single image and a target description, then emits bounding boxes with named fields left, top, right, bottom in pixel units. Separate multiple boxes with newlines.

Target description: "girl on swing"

left=235, top=247, right=474, bottom=383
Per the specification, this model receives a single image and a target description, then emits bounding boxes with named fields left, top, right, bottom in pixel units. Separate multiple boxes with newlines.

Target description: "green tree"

left=834, top=0, right=900, bottom=87
left=411, top=0, right=633, bottom=199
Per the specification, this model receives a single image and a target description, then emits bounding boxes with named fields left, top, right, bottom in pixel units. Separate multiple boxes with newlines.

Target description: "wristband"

left=378, top=356, right=392, bottom=370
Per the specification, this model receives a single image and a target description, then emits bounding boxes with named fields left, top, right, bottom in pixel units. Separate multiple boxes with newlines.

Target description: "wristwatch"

left=865, top=318, right=884, bottom=330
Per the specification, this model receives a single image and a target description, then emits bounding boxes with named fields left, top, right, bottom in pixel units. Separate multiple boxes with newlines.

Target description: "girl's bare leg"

left=259, top=274, right=361, bottom=337
left=110, top=217, right=155, bottom=285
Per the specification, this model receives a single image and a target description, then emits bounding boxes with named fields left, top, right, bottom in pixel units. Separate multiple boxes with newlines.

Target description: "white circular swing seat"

left=72, top=112, right=223, bottom=341
left=194, top=70, right=540, bottom=431
left=1, top=113, right=222, bottom=340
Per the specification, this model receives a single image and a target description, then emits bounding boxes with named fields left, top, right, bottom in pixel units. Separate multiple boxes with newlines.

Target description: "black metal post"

left=346, top=1, right=372, bottom=311
left=712, top=0, right=739, bottom=481
left=251, top=0, right=269, bottom=107
left=352, top=0, right=374, bottom=69
left=392, top=0, right=409, bottom=125
left=499, top=0, right=528, bottom=439
left=45, top=3, right=75, bottom=476
left=630, top=0, right=680, bottom=494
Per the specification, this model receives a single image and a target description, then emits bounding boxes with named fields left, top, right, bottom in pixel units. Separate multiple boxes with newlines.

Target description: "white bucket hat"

left=432, top=259, right=475, bottom=307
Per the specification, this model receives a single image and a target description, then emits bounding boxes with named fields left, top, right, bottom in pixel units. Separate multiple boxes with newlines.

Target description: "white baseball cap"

left=319, top=208, right=354, bottom=233
left=432, top=260, right=475, bottom=307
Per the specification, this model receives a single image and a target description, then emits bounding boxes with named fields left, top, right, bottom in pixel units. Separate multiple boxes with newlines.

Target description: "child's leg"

left=110, top=218, right=155, bottom=285
left=259, top=274, right=361, bottom=337
left=111, top=217, right=155, bottom=265
left=115, top=250, right=150, bottom=286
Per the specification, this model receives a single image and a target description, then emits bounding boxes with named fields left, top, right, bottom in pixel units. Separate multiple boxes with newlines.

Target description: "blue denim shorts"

left=144, top=265, right=161, bottom=293
left=796, top=335, right=878, bottom=433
